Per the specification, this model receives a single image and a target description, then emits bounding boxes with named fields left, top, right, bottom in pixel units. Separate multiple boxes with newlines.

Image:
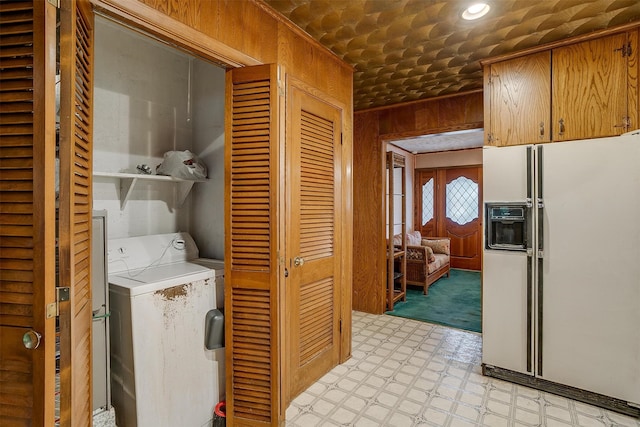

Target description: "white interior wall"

left=415, top=148, right=482, bottom=169
left=191, top=61, right=225, bottom=259
left=92, top=17, right=225, bottom=250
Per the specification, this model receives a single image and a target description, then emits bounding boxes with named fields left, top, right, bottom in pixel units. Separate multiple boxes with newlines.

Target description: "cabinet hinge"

left=615, top=42, right=632, bottom=57
left=339, top=319, right=342, bottom=333
left=340, top=133, right=343, bottom=145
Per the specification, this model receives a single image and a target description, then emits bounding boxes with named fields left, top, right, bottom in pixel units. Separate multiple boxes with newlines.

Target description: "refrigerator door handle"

left=536, top=145, right=544, bottom=376
left=525, top=145, right=535, bottom=373
left=526, top=248, right=533, bottom=373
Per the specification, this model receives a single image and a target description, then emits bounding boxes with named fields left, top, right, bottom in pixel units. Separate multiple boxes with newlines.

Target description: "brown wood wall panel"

left=377, top=91, right=483, bottom=138
left=352, top=110, right=385, bottom=314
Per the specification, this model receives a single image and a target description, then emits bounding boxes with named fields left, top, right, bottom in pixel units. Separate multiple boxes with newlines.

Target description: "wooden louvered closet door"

left=0, top=1, right=57, bottom=425
left=287, top=82, right=342, bottom=400
left=225, top=64, right=283, bottom=426
left=57, top=0, right=94, bottom=425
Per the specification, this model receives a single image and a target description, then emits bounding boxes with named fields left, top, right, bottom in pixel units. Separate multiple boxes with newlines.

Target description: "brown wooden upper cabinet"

left=485, top=29, right=638, bottom=146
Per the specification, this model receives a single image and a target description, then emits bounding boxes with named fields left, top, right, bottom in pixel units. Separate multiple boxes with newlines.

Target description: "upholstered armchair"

left=395, top=231, right=450, bottom=295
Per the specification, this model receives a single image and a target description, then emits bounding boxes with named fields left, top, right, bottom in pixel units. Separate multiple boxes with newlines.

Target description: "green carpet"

left=386, top=269, right=481, bottom=333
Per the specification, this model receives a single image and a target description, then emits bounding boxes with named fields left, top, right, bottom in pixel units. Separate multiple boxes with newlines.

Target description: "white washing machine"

left=107, top=233, right=225, bottom=427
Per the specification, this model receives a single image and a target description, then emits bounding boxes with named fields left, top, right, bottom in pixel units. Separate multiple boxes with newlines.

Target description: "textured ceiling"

left=263, top=0, right=640, bottom=110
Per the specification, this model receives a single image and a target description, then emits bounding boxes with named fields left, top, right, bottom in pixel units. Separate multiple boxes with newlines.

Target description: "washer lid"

left=109, top=262, right=214, bottom=296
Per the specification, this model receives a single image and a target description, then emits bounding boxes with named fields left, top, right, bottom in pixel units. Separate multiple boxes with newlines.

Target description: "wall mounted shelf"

left=93, top=171, right=206, bottom=210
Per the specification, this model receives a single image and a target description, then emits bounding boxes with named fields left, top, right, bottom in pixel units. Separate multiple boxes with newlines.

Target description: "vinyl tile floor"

left=285, top=311, right=640, bottom=427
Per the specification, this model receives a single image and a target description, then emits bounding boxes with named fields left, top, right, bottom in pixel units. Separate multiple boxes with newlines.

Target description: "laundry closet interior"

left=89, top=15, right=227, bottom=426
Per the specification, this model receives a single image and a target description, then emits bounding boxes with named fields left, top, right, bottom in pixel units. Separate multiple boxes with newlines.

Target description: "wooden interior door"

left=287, top=81, right=342, bottom=400
left=552, top=32, right=631, bottom=141
left=0, top=2, right=57, bottom=425
left=225, top=64, right=283, bottom=426
left=416, top=166, right=482, bottom=271
left=442, top=167, right=482, bottom=271
left=57, top=0, right=94, bottom=425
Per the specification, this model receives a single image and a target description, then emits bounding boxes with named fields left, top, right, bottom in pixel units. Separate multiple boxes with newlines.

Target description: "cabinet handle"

left=558, top=118, right=565, bottom=136
left=539, top=122, right=544, bottom=139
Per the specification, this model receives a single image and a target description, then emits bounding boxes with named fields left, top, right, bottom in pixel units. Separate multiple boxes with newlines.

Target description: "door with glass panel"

left=416, top=166, right=482, bottom=271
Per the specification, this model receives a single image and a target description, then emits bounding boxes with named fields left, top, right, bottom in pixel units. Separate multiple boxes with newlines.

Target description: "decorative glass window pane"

left=422, top=178, right=434, bottom=225
left=446, top=176, right=478, bottom=225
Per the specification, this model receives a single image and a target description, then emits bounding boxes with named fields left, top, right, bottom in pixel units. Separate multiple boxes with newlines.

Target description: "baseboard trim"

left=482, top=364, right=640, bottom=418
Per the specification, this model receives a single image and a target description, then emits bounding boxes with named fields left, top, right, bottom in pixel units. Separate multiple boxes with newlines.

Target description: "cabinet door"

left=488, top=51, right=551, bottom=146
left=552, top=33, right=630, bottom=141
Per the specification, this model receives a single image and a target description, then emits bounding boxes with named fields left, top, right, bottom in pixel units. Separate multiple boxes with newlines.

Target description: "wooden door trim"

left=91, top=0, right=261, bottom=68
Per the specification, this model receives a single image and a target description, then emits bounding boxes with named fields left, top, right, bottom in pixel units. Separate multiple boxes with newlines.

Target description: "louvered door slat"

left=57, top=0, right=93, bottom=425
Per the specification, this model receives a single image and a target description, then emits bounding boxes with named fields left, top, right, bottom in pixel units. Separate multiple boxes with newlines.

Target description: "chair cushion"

left=428, top=254, right=449, bottom=273
left=422, top=238, right=450, bottom=255
left=425, top=246, right=435, bottom=262
left=407, top=231, right=422, bottom=246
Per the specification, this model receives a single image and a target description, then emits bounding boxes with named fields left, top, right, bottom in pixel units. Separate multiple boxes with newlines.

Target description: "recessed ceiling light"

left=462, top=3, right=490, bottom=20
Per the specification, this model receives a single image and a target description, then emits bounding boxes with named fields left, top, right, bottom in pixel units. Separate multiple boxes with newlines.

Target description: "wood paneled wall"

left=377, top=90, right=483, bottom=139
left=353, top=111, right=385, bottom=314
left=353, top=91, right=482, bottom=314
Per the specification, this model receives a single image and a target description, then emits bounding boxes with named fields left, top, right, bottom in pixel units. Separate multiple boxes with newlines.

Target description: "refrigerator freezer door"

left=539, top=135, right=640, bottom=404
left=483, top=250, right=531, bottom=373
left=482, top=145, right=534, bottom=374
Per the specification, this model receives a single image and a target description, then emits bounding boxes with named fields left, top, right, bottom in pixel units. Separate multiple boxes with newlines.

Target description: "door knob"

left=23, top=330, right=42, bottom=350
left=293, top=256, right=305, bottom=267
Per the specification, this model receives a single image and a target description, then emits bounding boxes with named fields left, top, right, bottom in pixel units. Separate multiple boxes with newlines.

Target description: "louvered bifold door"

left=57, top=0, right=94, bottom=425
left=0, top=1, right=57, bottom=426
left=225, top=64, right=282, bottom=426
left=287, top=82, right=342, bottom=401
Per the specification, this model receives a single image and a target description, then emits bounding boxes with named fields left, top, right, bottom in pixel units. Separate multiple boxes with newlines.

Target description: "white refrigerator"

left=482, top=132, right=640, bottom=415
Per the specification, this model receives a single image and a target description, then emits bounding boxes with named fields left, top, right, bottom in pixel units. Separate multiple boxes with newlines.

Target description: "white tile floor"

left=285, top=311, right=640, bottom=427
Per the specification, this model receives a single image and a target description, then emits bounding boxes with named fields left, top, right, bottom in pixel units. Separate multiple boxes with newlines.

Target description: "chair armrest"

left=405, top=245, right=426, bottom=261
